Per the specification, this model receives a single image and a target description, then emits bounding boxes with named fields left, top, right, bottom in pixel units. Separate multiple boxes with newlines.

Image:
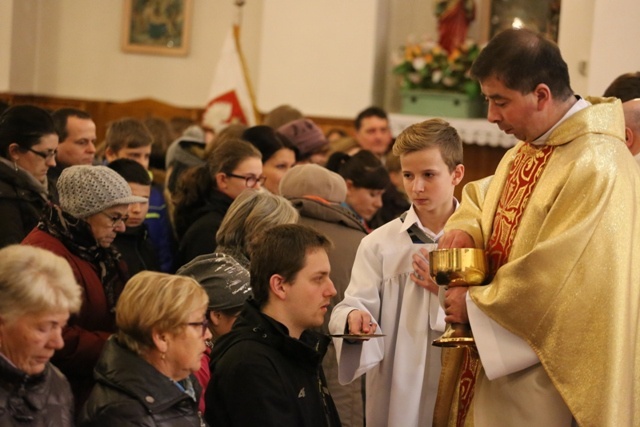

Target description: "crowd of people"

left=1, top=27, right=639, bottom=427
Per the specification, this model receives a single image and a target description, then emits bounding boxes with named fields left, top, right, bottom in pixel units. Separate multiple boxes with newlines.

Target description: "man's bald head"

left=621, top=99, right=640, bottom=156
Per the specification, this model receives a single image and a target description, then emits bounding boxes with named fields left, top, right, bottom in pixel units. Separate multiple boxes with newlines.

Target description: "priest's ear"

left=625, top=126, right=634, bottom=150
left=533, top=83, right=552, bottom=110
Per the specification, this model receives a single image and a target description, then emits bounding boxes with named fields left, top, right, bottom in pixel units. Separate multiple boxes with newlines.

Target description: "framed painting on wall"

left=121, top=0, right=194, bottom=56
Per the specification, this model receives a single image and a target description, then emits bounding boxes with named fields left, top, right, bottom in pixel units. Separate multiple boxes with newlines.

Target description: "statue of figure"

left=435, top=0, right=476, bottom=53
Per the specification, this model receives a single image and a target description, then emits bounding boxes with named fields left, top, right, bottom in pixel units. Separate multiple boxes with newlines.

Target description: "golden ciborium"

left=429, top=248, right=488, bottom=348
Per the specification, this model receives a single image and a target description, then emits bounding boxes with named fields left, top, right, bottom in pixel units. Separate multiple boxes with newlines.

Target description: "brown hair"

left=250, top=224, right=332, bottom=307
left=172, top=139, right=261, bottom=235
left=392, top=118, right=463, bottom=172
left=105, top=117, right=153, bottom=152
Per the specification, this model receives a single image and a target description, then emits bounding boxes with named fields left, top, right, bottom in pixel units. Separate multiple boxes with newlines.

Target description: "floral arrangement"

left=393, top=36, right=482, bottom=97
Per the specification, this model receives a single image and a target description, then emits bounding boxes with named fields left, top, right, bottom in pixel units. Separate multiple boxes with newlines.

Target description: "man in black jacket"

left=205, top=224, right=342, bottom=427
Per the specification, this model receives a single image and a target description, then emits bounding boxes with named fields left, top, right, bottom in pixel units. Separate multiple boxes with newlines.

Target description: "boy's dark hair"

left=105, top=117, right=153, bottom=152
left=328, top=150, right=390, bottom=190
left=250, top=224, right=332, bottom=307
left=51, top=108, right=92, bottom=142
left=0, top=105, right=56, bottom=157
left=603, top=72, right=640, bottom=102
left=107, top=158, right=152, bottom=186
left=392, top=118, right=463, bottom=172
left=354, top=106, right=388, bottom=130
left=471, top=28, right=573, bottom=101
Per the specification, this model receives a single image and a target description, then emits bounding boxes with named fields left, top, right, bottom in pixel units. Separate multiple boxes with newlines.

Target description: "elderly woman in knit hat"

left=177, top=253, right=252, bottom=413
left=22, top=164, right=147, bottom=413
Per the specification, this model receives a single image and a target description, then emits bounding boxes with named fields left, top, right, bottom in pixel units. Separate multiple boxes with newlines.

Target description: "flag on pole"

left=202, top=25, right=258, bottom=131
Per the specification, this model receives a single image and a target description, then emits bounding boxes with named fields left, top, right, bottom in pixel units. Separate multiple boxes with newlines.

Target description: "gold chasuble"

left=441, top=97, right=640, bottom=426
left=434, top=143, right=555, bottom=427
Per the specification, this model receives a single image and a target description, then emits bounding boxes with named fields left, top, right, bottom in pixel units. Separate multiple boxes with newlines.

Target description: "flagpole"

left=233, top=0, right=260, bottom=124
left=234, top=0, right=244, bottom=28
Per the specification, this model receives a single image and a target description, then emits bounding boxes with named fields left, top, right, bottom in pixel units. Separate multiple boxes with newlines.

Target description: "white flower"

left=421, top=39, right=437, bottom=52
left=432, top=70, right=443, bottom=84
left=412, top=57, right=426, bottom=71
left=443, top=76, right=457, bottom=87
left=409, top=73, right=422, bottom=84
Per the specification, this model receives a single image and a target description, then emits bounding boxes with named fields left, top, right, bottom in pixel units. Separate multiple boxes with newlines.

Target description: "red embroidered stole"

left=439, top=143, right=555, bottom=427
left=486, top=143, right=555, bottom=274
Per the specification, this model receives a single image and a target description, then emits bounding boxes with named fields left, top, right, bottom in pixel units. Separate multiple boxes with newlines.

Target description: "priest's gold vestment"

left=444, top=97, right=640, bottom=426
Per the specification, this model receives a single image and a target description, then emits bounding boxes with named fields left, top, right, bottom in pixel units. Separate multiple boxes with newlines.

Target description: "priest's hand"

left=411, top=248, right=438, bottom=295
left=444, top=287, right=469, bottom=324
left=438, top=229, right=475, bottom=249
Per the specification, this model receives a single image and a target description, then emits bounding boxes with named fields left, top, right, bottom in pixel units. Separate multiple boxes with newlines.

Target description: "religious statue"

left=435, top=0, right=476, bottom=53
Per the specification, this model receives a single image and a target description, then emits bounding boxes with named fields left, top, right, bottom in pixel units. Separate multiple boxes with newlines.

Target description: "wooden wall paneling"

left=0, top=92, right=506, bottom=199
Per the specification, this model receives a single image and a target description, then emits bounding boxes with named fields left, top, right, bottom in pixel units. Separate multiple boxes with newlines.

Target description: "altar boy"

left=329, top=118, right=465, bottom=426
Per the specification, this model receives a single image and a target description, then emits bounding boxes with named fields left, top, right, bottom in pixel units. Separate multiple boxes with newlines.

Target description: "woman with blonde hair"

left=215, top=188, right=298, bottom=268
left=0, top=244, right=82, bottom=426
left=79, top=271, right=210, bottom=426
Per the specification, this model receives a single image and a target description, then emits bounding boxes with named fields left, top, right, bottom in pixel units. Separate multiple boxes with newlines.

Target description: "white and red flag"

left=202, top=25, right=258, bottom=130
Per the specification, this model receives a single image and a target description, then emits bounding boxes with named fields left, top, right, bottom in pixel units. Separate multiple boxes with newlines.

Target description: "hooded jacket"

left=205, top=299, right=341, bottom=427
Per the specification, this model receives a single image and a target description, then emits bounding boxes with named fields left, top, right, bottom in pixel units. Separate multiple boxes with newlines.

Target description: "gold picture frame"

left=121, top=0, right=193, bottom=56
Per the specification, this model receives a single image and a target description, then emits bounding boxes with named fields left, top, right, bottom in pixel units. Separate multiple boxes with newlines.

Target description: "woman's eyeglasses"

left=185, top=319, right=209, bottom=336
left=226, top=173, right=267, bottom=188
left=99, top=212, right=130, bottom=228
left=27, top=147, right=57, bottom=161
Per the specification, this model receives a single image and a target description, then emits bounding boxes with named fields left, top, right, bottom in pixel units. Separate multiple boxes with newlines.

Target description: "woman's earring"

left=13, top=161, right=17, bottom=172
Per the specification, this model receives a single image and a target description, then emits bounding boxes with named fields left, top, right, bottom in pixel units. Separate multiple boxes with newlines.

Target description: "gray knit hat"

left=279, top=164, right=347, bottom=204
left=57, top=165, right=148, bottom=219
left=177, top=253, right=252, bottom=311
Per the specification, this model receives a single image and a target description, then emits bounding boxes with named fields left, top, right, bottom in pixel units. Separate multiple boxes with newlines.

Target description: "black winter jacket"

left=0, top=356, right=75, bottom=426
left=175, top=190, right=233, bottom=268
left=113, top=224, right=161, bottom=275
left=205, top=300, right=341, bottom=427
left=79, top=337, right=205, bottom=427
left=0, top=160, right=53, bottom=248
